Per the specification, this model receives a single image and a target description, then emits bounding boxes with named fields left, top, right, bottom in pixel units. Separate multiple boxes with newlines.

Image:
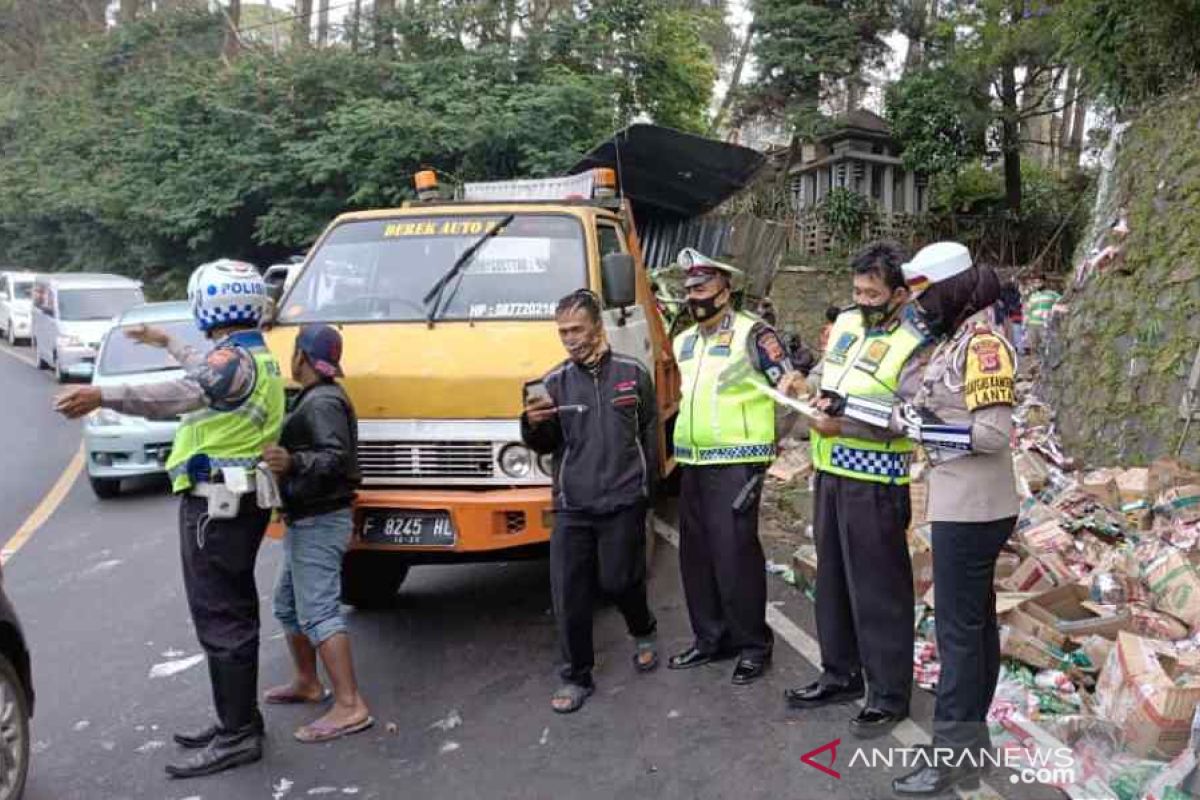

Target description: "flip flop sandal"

left=633, top=639, right=659, bottom=673
left=264, top=686, right=333, bottom=705
left=294, top=716, right=375, bottom=744
left=550, top=683, right=593, bottom=714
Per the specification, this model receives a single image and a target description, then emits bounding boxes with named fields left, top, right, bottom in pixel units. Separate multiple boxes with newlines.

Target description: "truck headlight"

left=498, top=444, right=532, bottom=478
left=90, top=409, right=126, bottom=427
left=537, top=453, right=554, bottom=476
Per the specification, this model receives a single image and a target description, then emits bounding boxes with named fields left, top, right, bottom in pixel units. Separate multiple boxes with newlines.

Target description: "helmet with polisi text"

left=187, top=259, right=269, bottom=332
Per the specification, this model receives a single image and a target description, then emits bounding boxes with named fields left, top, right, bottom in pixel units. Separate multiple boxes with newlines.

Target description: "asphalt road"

left=0, top=339, right=1060, bottom=800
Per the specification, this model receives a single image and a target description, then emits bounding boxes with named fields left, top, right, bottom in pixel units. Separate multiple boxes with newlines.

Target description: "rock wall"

left=1043, top=85, right=1200, bottom=468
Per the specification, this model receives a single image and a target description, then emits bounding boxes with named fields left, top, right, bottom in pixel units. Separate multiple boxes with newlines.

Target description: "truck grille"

left=358, top=440, right=495, bottom=483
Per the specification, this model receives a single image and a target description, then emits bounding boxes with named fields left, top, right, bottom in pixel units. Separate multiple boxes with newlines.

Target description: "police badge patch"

left=826, top=332, right=858, bottom=366
left=854, top=339, right=891, bottom=374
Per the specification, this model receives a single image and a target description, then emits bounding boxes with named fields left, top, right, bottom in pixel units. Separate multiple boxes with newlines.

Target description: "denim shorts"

left=273, top=508, right=353, bottom=646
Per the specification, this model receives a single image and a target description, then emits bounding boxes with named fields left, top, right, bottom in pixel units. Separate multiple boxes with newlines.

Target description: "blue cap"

left=296, top=324, right=344, bottom=378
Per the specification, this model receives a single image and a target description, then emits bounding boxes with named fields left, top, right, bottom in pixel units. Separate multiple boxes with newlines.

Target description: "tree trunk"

left=376, top=0, right=396, bottom=55
left=1058, top=66, right=1078, bottom=171
left=1000, top=61, right=1023, bottom=213
left=350, top=0, right=362, bottom=51
left=119, top=0, right=139, bottom=24
left=709, top=26, right=753, bottom=136
left=293, top=0, right=312, bottom=47
left=223, top=0, right=241, bottom=59
left=1068, top=87, right=1088, bottom=168
left=317, top=0, right=330, bottom=47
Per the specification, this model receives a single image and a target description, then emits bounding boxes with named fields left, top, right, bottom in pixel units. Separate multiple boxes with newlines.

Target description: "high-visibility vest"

left=166, top=331, right=285, bottom=492
left=672, top=311, right=776, bottom=466
left=811, top=310, right=925, bottom=485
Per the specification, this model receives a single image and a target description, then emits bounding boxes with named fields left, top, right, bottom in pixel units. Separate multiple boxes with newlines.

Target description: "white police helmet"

left=901, top=242, right=972, bottom=295
left=187, top=259, right=269, bottom=332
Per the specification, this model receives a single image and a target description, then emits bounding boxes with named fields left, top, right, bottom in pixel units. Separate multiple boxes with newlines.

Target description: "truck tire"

left=340, top=551, right=409, bottom=609
left=89, top=475, right=121, bottom=499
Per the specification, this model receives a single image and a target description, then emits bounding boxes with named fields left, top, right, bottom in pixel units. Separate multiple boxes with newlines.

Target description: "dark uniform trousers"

left=679, top=464, right=773, bottom=660
left=550, top=502, right=656, bottom=687
left=813, top=471, right=913, bottom=714
left=179, top=493, right=270, bottom=730
left=930, top=517, right=1015, bottom=753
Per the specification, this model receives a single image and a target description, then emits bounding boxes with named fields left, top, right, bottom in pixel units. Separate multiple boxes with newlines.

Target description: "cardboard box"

left=1018, top=519, right=1073, bottom=555
left=1157, top=484, right=1200, bottom=525
left=1014, top=451, right=1051, bottom=495
left=767, top=447, right=813, bottom=483
left=1000, top=624, right=1067, bottom=670
left=791, top=545, right=818, bottom=589
left=1002, top=556, right=1060, bottom=593
left=1149, top=457, right=1200, bottom=497
left=1116, top=467, right=1151, bottom=505
left=1096, top=632, right=1200, bottom=759
left=909, top=481, right=928, bottom=530
left=911, top=548, right=933, bottom=598
left=1081, top=468, right=1122, bottom=509
left=1146, top=549, right=1200, bottom=629
left=1008, top=584, right=1132, bottom=649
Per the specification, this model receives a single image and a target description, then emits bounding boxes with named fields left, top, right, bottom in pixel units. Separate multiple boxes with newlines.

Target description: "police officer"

left=666, top=248, right=800, bottom=685
left=891, top=243, right=1017, bottom=797
left=55, top=260, right=285, bottom=778
left=784, top=241, right=926, bottom=737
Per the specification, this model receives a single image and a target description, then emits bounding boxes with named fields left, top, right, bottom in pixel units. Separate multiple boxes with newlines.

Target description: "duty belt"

left=673, top=443, right=776, bottom=463
left=829, top=444, right=910, bottom=481
left=167, top=456, right=260, bottom=483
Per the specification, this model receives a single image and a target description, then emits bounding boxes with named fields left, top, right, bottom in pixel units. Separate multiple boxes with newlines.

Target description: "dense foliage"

left=0, top=2, right=721, bottom=293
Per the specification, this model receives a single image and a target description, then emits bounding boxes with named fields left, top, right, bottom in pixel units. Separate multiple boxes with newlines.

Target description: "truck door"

left=597, top=221, right=655, bottom=375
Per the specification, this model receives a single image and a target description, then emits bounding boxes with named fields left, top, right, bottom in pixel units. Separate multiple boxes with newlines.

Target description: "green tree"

left=885, top=65, right=988, bottom=179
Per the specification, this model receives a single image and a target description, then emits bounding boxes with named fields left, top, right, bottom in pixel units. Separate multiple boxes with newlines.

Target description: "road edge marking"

left=2, top=443, right=85, bottom=564
left=0, top=343, right=37, bottom=369
left=653, top=516, right=1004, bottom=800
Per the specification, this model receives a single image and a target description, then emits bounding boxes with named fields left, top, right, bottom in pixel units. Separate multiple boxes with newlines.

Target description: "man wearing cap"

left=667, top=248, right=801, bottom=685
left=784, top=242, right=926, bottom=738
left=261, top=324, right=372, bottom=744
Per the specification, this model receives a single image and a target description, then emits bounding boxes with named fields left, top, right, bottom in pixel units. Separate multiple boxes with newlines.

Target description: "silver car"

left=84, top=301, right=210, bottom=499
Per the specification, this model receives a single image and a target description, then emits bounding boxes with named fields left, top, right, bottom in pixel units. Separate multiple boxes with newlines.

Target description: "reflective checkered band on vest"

left=167, top=456, right=260, bottom=482
left=673, top=444, right=776, bottom=464
left=830, top=445, right=911, bottom=480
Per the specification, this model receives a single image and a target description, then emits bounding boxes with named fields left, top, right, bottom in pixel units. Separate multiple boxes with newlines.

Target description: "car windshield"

left=98, top=320, right=211, bottom=376
left=12, top=281, right=32, bottom=300
left=280, top=214, right=587, bottom=323
left=58, top=287, right=144, bottom=321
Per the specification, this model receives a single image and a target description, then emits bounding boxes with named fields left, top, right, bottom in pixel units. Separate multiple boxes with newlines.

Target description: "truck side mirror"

left=601, top=253, right=636, bottom=308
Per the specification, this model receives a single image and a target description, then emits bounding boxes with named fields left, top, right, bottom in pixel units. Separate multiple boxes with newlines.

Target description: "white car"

left=85, top=301, right=210, bottom=499
left=0, top=271, right=35, bottom=346
left=30, top=273, right=145, bottom=382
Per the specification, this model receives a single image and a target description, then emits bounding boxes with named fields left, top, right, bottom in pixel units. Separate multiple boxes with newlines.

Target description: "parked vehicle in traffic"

left=0, top=271, right=35, bottom=346
left=30, top=274, right=144, bottom=382
left=0, top=563, right=34, bottom=800
left=85, top=301, right=210, bottom=499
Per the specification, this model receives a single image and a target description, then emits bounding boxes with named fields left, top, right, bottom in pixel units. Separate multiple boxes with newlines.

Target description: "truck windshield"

left=280, top=214, right=587, bottom=323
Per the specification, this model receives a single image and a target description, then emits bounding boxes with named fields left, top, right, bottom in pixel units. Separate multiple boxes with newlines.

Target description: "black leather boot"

left=892, top=763, right=981, bottom=796
left=166, top=660, right=264, bottom=778
left=174, top=658, right=265, bottom=749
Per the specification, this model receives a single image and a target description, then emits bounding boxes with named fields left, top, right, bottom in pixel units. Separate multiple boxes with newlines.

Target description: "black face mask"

left=858, top=298, right=895, bottom=328
left=688, top=294, right=725, bottom=321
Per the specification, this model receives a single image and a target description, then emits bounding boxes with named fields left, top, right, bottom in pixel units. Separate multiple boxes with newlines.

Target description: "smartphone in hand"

left=523, top=379, right=551, bottom=406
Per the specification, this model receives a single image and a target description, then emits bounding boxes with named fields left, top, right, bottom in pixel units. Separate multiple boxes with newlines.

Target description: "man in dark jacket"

left=261, top=324, right=372, bottom=744
left=521, top=289, right=659, bottom=714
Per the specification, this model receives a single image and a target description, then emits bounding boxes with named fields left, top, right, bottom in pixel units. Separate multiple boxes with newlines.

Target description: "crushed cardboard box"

left=1146, top=549, right=1200, bottom=629
left=1096, top=632, right=1200, bottom=759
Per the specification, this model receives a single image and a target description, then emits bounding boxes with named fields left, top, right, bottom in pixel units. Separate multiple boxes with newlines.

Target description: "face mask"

left=688, top=293, right=726, bottom=322
left=858, top=298, right=894, bottom=328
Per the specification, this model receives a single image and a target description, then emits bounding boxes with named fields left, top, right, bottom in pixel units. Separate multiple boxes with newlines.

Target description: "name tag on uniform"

left=826, top=332, right=857, bottom=366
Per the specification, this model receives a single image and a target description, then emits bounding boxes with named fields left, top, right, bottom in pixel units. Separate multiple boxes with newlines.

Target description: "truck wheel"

left=340, top=551, right=409, bottom=609
left=89, top=475, right=121, bottom=499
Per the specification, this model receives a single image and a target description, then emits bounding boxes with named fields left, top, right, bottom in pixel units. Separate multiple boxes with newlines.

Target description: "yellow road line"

left=1, top=443, right=85, bottom=564
left=0, top=343, right=36, bottom=369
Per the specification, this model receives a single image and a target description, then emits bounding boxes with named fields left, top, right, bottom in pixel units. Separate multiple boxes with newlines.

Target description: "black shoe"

left=668, top=647, right=713, bottom=670
left=174, top=710, right=264, bottom=749
left=784, top=677, right=865, bottom=709
left=892, top=764, right=981, bottom=796
left=165, top=728, right=263, bottom=778
left=731, top=656, right=770, bottom=685
left=850, top=706, right=907, bottom=739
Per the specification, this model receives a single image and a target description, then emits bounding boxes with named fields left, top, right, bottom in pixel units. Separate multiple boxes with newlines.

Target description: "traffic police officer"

left=891, top=243, right=1017, bottom=797
left=55, top=259, right=285, bottom=778
left=665, top=248, right=800, bottom=685
left=784, top=241, right=926, bottom=737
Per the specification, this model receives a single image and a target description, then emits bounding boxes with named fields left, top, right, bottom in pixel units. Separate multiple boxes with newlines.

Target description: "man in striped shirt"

left=1023, top=277, right=1060, bottom=356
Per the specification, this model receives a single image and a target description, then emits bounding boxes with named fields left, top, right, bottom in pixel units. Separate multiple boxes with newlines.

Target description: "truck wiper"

left=422, top=214, right=514, bottom=327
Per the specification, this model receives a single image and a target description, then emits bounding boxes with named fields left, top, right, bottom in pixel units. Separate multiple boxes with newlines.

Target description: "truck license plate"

left=360, top=510, right=456, bottom=547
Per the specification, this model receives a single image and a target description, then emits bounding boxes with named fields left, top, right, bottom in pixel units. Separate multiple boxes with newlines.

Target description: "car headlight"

left=90, top=408, right=126, bottom=427
left=537, top=453, right=554, bottom=476
left=498, top=444, right=533, bottom=478
left=56, top=334, right=81, bottom=348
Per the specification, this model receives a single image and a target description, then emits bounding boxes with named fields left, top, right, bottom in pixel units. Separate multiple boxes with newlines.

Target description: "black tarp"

left=570, top=124, right=767, bottom=219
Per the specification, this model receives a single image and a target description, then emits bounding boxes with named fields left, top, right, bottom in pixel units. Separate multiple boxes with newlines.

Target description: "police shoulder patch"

left=964, top=333, right=1015, bottom=410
